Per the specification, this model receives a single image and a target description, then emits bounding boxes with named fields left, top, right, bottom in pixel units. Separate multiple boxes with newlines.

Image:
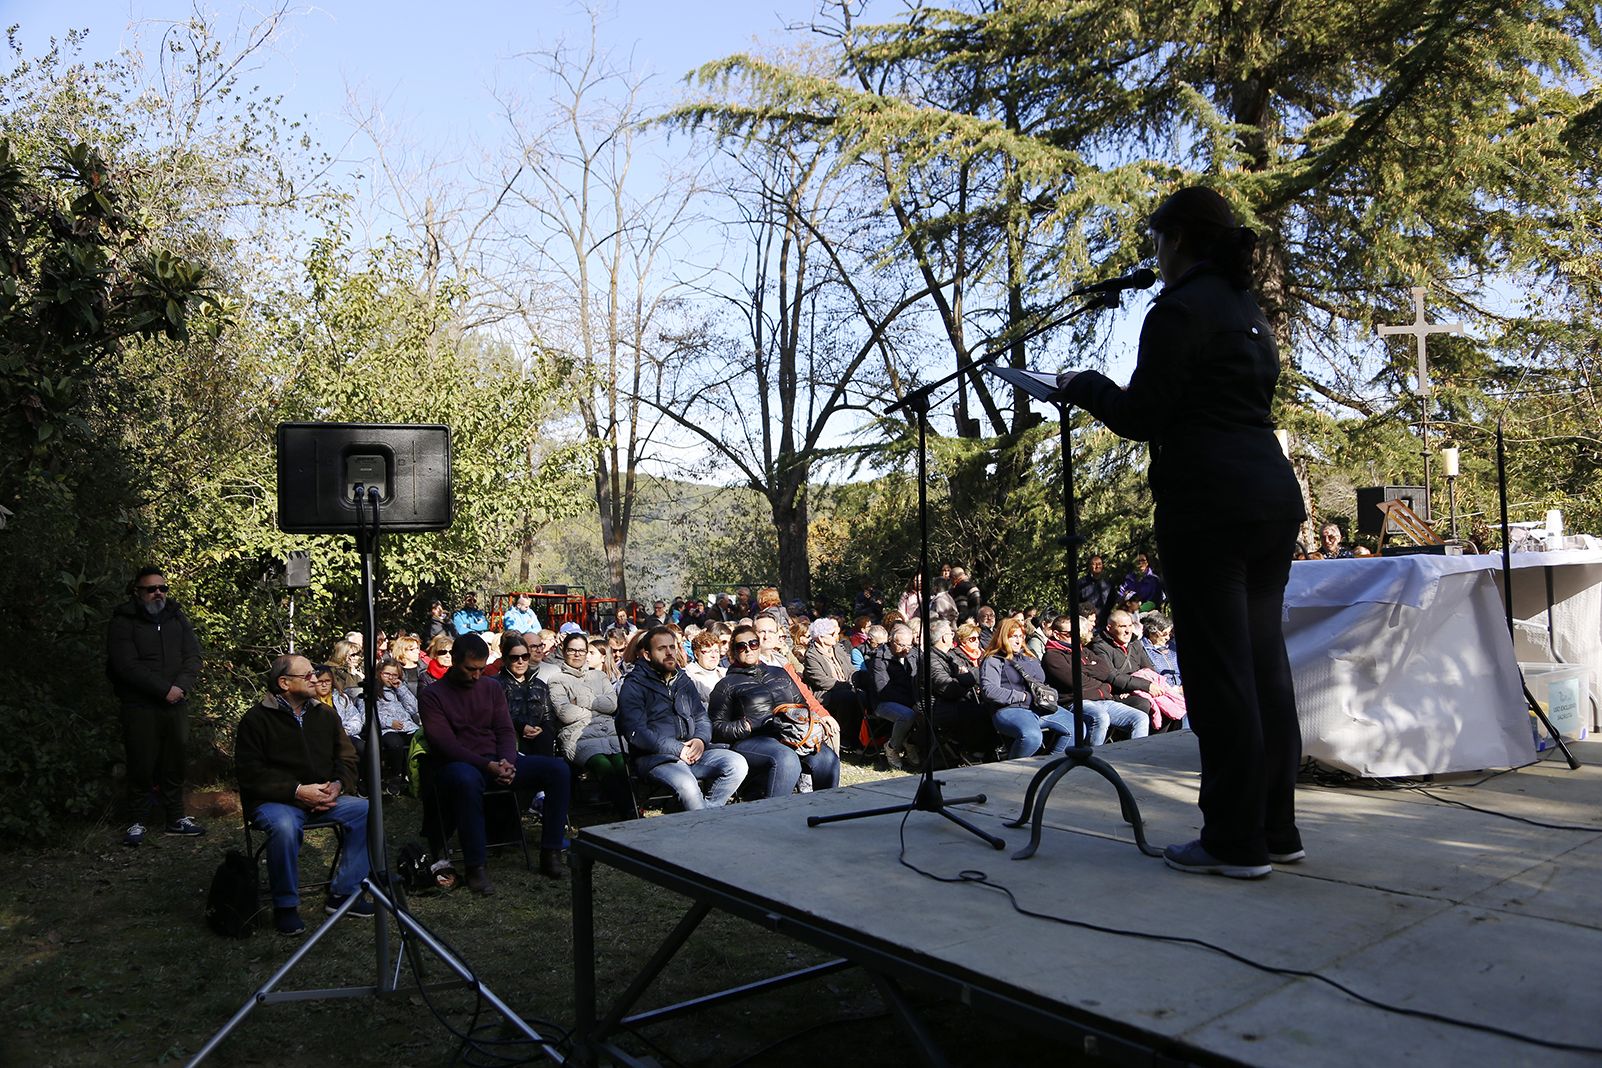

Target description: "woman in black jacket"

left=499, top=636, right=555, bottom=757
left=707, top=625, right=840, bottom=797
left=1060, top=185, right=1305, bottom=879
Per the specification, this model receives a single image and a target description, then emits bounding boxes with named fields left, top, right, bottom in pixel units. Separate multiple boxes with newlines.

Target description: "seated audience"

left=616, top=626, right=748, bottom=811
left=391, top=634, right=422, bottom=691
left=328, top=639, right=363, bottom=692
left=590, top=635, right=619, bottom=686
left=452, top=593, right=489, bottom=636
left=1087, top=610, right=1172, bottom=729
left=548, top=631, right=632, bottom=817
left=708, top=624, right=840, bottom=798
left=315, top=665, right=365, bottom=759
left=1116, top=553, right=1165, bottom=610
left=1040, top=615, right=1150, bottom=745
left=869, top=622, right=921, bottom=770
left=419, top=633, right=453, bottom=695
left=928, top=618, right=990, bottom=749
left=683, top=629, right=727, bottom=704
left=978, top=617, right=1077, bottom=760
left=419, top=633, right=571, bottom=892
left=497, top=636, right=554, bottom=757
left=373, top=656, right=421, bottom=792
left=236, top=654, right=371, bottom=935
left=502, top=594, right=542, bottom=636
left=1140, top=614, right=1182, bottom=690
left=802, top=616, right=862, bottom=744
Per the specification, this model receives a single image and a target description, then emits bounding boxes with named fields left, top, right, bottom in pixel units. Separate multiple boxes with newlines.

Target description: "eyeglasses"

left=137, top=584, right=169, bottom=594
left=297, top=672, right=322, bottom=682
left=506, top=653, right=531, bottom=662
left=564, top=645, right=588, bottom=656
left=732, top=638, right=760, bottom=651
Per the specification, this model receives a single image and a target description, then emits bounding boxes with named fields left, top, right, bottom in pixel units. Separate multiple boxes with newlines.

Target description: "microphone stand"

left=808, top=285, right=1148, bottom=846
left=976, top=292, right=1164, bottom=861
left=807, top=360, right=1006, bottom=848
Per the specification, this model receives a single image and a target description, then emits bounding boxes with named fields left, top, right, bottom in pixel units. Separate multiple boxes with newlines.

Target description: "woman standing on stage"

left=1060, top=185, right=1307, bottom=879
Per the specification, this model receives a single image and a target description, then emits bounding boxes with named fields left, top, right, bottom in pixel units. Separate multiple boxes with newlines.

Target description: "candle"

left=1440, top=447, right=1459, bottom=478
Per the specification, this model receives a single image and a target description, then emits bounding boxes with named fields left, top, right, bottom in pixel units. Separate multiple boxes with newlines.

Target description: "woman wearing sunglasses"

left=707, top=624, right=840, bottom=798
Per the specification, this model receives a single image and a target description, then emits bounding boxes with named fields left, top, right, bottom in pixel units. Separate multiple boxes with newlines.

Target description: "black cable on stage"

left=894, top=812, right=1602, bottom=1057
left=1406, top=787, right=1602, bottom=833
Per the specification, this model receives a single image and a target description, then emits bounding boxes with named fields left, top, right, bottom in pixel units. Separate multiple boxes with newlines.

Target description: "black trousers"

left=1156, top=516, right=1302, bottom=865
left=121, top=701, right=188, bottom=824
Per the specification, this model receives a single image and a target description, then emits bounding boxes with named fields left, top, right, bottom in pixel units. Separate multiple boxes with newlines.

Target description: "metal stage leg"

left=571, top=850, right=598, bottom=1068
left=1005, top=749, right=1165, bottom=861
left=869, top=971, right=951, bottom=1068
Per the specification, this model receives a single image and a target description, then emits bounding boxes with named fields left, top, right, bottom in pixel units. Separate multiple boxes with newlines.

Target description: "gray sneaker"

left=164, top=816, right=206, bottom=837
left=122, top=823, right=146, bottom=847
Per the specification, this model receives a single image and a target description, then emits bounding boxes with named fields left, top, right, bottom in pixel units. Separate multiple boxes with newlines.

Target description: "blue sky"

left=6, top=1, right=822, bottom=146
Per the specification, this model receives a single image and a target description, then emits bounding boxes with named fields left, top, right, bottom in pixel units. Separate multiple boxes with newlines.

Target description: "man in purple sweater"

left=420, top=633, right=570, bottom=893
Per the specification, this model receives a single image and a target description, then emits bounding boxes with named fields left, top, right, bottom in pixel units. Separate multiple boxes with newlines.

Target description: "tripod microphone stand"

left=807, top=374, right=1005, bottom=849
left=189, top=486, right=560, bottom=1065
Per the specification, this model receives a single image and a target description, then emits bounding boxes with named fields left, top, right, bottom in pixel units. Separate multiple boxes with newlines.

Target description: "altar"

left=1285, top=550, right=1602, bottom=777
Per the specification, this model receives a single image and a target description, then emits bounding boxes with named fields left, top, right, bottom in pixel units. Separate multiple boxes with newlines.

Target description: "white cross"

left=1377, top=286, right=1463, bottom=397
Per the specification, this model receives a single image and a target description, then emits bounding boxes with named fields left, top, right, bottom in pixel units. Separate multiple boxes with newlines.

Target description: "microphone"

left=1069, top=267, right=1158, bottom=297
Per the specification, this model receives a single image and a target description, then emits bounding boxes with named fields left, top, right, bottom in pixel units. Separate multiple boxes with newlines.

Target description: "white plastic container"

left=1520, top=662, right=1592, bottom=749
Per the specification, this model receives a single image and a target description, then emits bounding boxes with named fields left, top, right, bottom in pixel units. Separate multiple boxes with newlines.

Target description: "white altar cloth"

left=1284, top=550, right=1602, bottom=776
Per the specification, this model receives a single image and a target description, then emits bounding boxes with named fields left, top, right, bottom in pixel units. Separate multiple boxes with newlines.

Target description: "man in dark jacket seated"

left=617, top=627, right=747, bottom=811
left=420, top=633, right=571, bottom=893
left=236, top=654, right=372, bottom=936
left=1042, top=615, right=1150, bottom=746
left=1087, top=611, right=1172, bottom=737
left=709, top=624, right=840, bottom=798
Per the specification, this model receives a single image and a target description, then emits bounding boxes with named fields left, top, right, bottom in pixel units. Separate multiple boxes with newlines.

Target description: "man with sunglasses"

left=236, top=654, right=372, bottom=935
left=106, top=566, right=205, bottom=847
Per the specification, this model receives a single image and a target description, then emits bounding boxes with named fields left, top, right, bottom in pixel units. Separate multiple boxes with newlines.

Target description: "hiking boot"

left=274, top=907, right=306, bottom=936
left=903, top=742, right=921, bottom=769
left=122, top=822, right=146, bottom=848
left=1162, top=839, right=1271, bottom=880
left=796, top=773, right=814, bottom=794
left=538, top=849, right=567, bottom=881
left=884, top=745, right=905, bottom=771
left=465, top=865, right=494, bottom=896
left=164, top=816, right=206, bottom=837
left=326, top=892, right=376, bottom=917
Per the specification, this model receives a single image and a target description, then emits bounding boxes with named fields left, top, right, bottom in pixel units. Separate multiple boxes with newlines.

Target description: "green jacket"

left=235, top=696, right=358, bottom=814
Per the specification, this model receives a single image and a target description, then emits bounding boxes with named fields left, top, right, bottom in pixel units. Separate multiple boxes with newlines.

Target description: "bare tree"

left=647, top=129, right=939, bottom=602
left=495, top=26, right=705, bottom=600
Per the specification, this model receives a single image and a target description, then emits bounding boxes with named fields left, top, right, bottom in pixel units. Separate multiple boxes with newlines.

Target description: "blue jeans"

left=992, top=706, right=1076, bottom=759
left=435, top=755, right=571, bottom=865
left=875, top=699, right=919, bottom=749
left=251, top=796, right=370, bottom=908
left=734, top=735, right=841, bottom=798
left=642, top=748, right=748, bottom=810
left=1097, top=700, right=1151, bottom=744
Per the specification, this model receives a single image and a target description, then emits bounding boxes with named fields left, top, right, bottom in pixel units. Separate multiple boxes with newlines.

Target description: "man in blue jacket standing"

left=452, top=593, right=489, bottom=637
left=617, top=627, right=747, bottom=811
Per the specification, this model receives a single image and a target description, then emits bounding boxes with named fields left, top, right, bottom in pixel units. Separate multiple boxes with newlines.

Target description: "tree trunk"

left=772, top=493, right=810, bottom=606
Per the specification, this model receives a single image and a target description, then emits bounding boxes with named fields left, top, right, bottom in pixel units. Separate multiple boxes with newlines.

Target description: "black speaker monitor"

left=276, top=423, right=453, bottom=534
left=1355, top=485, right=1427, bottom=536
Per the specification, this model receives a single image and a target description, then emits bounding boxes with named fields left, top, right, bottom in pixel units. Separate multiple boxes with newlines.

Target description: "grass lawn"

left=0, top=759, right=1078, bottom=1066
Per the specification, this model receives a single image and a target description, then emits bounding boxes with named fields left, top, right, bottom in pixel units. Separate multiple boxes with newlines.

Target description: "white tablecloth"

left=1284, top=550, right=1602, bottom=777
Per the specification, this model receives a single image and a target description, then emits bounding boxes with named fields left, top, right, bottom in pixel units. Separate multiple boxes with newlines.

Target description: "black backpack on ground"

left=205, top=848, right=260, bottom=938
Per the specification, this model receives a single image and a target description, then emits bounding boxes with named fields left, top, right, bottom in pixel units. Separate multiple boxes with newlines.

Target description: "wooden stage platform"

left=569, top=733, right=1602, bottom=1066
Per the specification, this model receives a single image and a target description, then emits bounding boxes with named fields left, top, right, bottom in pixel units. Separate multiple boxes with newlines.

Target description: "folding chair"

left=243, top=813, right=346, bottom=896
left=416, top=753, right=533, bottom=871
